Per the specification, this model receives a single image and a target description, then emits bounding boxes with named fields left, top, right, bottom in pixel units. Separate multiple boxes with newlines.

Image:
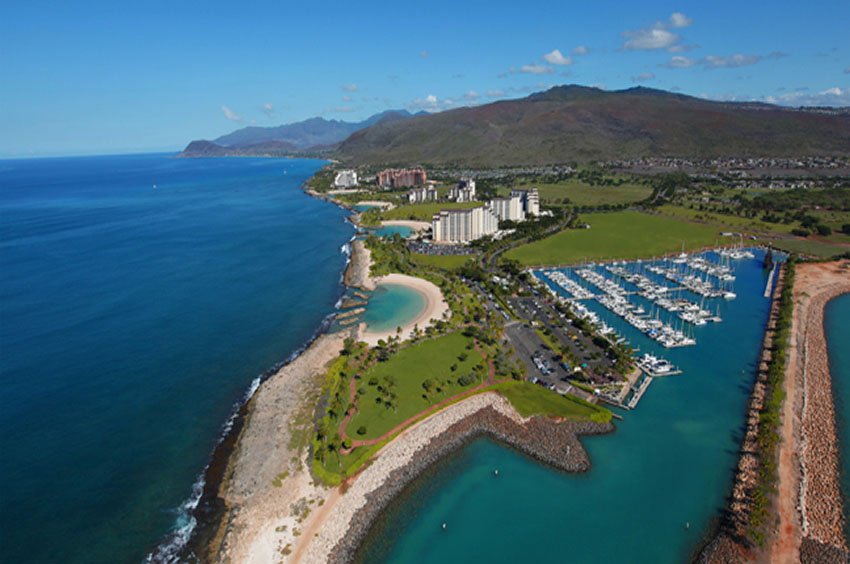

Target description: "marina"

left=534, top=248, right=773, bottom=410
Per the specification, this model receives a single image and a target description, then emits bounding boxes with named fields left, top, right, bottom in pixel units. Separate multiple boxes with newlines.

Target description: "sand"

left=380, top=219, right=431, bottom=232
left=773, top=259, right=850, bottom=562
left=357, top=273, right=450, bottom=346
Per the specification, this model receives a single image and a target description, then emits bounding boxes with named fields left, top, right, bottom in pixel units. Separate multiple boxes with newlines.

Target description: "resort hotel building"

left=377, top=167, right=427, bottom=189
left=431, top=187, right=541, bottom=243
left=333, top=169, right=358, bottom=188
left=511, top=188, right=540, bottom=216
left=431, top=206, right=499, bottom=243
left=407, top=183, right=438, bottom=203
left=448, top=178, right=476, bottom=202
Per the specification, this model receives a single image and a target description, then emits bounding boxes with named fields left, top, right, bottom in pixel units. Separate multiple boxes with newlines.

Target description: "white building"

left=333, top=169, right=358, bottom=189
left=431, top=206, right=499, bottom=243
left=448, top=178, right=476, bottom=202
left=408, top=184, right=438, bottom=204
left=511, top=188, right=540, bottom=216
left=488, top=195, right=525, bottom=222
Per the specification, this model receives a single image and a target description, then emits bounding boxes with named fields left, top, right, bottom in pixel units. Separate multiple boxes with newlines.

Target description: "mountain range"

left=180, top=86, right=850, bottom=164
left=178, top=110, right=417, bottom=157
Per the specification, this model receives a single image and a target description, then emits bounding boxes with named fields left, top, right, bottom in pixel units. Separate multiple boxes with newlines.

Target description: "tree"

left=841, top=224, right=850, bottom=235
left=356, top=425, right=367, bottom=435
left=815, top=224, right=832, bottom=236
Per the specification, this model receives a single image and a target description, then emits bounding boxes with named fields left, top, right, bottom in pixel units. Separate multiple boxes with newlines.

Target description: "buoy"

left=685, top=522, right=690, bottom=529
left=442, top=523, right=447, bottom=530
left=494, top=469, right=499, bottom=477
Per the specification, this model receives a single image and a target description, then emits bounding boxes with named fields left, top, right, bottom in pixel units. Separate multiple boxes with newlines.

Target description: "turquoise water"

left=826, top=293, right=850, bottom=539
left=359, top=253, right=774, bottom=563
left=0, top=154, right=351, bottom=562
left=362, top=284, right=426, bottom=333
left=371, top=225, right=414, bottom=238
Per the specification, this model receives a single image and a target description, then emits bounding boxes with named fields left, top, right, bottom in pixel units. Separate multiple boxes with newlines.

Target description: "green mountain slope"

left=336, top=85, right=850, bottom=166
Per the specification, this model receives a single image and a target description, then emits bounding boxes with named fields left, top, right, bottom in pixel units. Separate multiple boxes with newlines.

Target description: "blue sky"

left=1, top=0, right=848, bottom=157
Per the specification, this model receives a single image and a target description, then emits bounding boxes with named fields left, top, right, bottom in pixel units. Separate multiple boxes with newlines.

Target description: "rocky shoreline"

left=298, top=392, right=612, bottom=563
left=699, top=260, right=850, bottom=564
left=698, top=265, right=786, bottom=563
left=794, top=262, right=850, bottom=562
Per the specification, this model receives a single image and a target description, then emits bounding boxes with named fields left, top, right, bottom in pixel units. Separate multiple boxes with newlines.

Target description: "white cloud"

left=622, top=13, right=694, bottom=51
left=702, top=51, right=786, bottom=69
left=341, top=95, right=352, bottom=102
left=328, top=106, right=355, bottom=113
left=669, top=12, right=692, bottom=28
left=521, top=63, right=555, bottom=74
left=765, top=87, right=850, bottom=106
left=410, top=94, right=441, bottom=111
left=623, top=27, right=679, bottom=50
left=572, top=45, right=589, bottom=56
left=844, top=67, right=850, bottom=74
left=543, top=49, right=572, bottom=66
left=419, top=50, right=429, bottom=58
left=486, top=89, right=505, bottom=98
left=632, top=72, right=656, bottom=82
left=221, top=105, right=242, bottom=122
left=662, top=55, right=695, bottom=68
left=261, top=103, right=275, bottom=118
left=462, top=90, right=480, bottom=101
left=341, top=83, right=358, bottom=93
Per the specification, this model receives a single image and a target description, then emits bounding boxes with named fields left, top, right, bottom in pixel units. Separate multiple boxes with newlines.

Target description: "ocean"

left=0, top=154, right=352, bottom=562
left=357, top=252, right=777, bottom=563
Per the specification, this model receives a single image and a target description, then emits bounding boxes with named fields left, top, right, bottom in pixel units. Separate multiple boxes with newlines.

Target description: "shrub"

left=356, top=426, right=367, bottom=436
left=815, top=224, right=832, bottom=236
left=791, top=228, right=810, bottom=237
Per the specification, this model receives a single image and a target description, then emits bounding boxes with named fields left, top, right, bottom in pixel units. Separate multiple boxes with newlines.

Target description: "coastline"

left=782, top=260, right=850, bottom=562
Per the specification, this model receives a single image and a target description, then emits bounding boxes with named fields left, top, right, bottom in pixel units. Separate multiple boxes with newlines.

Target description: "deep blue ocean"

left=0, top=154, right=351, bottom=563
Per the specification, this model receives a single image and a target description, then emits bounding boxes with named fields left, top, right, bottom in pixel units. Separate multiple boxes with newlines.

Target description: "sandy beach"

left=773, top=259, right=850, bottom=562
left=357, top=273, right=450, bottom=346
left=380, top=219, right=431, bottom=232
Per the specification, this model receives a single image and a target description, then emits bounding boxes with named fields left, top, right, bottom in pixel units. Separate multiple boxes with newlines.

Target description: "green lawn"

left=411, top=253, right=475, bottom=271
left=349, top=331, right=485, bottom=440
left=382, top=201, right=483, bottom=221
left=767, top=237, right=849, bottom=258
left=514, top=180, right=652, bottom=206
left=506, top=211, right=721, bottom=265
left=494, top=380, right=612, bottom=423
left=657, top=205, right=797, bottom=235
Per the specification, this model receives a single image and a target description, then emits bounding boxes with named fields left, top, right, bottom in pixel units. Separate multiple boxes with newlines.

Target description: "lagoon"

left=362, top=283, right=427, bottom=334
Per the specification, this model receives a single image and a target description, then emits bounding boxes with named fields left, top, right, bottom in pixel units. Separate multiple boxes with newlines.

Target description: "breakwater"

left=795, top=262, right=850, bottom=562
left=299, top=393, right=612, bottom=563
left=698, top=264, right=787, bottom=562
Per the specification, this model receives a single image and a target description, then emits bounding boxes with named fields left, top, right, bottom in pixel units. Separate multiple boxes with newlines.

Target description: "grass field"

left=768, top=237, right=849, bottom=258
left=506, top=211, right=721, bottom=265
left=382, top=201, right=483, bottom=221
left=657, top=205, right=797, bottom=235
left=511, top=179, right=652, bottom=206
left=348, top=331, right=485, bottom=440
left=411, top=253, right=474, bottom=271
left=494, top=380, right=612, bottom=423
